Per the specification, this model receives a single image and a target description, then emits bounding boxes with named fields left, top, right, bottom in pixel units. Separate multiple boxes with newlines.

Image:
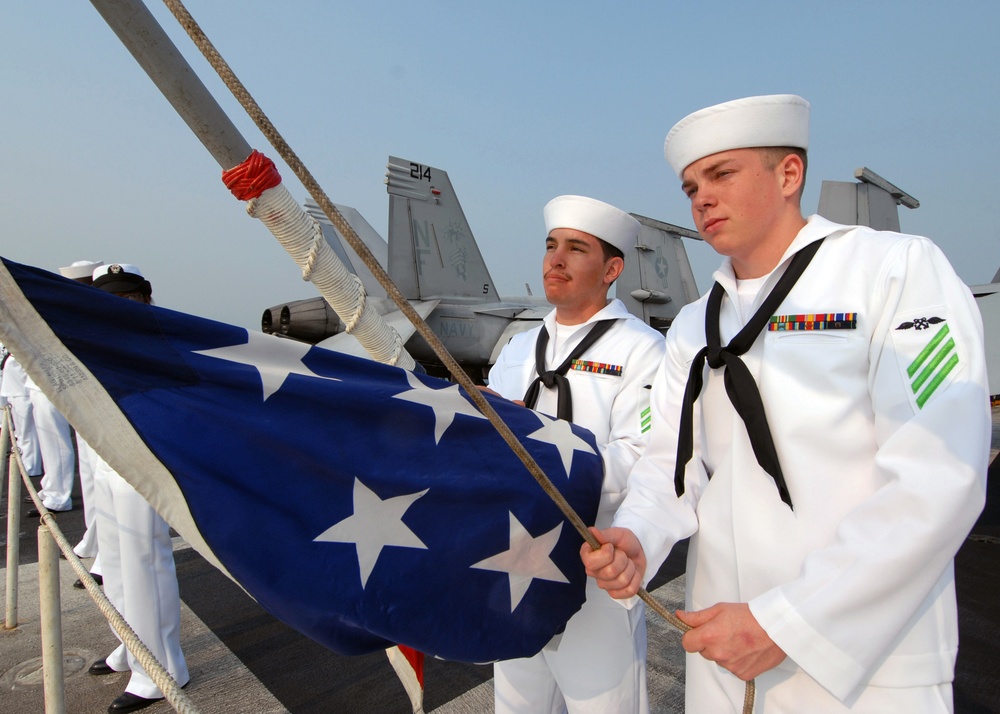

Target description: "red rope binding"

left=222, top=149, right=282, bottom=201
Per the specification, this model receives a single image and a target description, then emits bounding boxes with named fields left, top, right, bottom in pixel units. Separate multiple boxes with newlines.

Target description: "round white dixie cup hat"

left=59, top=259, right=104, bottom=279
left=664, top=94, right=810, bottom=177
left=543, top=195, right=640, bottom=255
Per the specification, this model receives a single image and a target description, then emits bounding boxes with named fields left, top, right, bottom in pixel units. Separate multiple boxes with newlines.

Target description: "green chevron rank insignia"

left=898, top=316, right=960, bottom=409
left=640, top=406, right=651, bottom=434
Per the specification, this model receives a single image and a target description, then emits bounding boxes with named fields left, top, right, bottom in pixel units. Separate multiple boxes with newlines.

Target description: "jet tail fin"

left=386, top=157, right=500, bottom=302
left=617, top=215, right=701, bottom=332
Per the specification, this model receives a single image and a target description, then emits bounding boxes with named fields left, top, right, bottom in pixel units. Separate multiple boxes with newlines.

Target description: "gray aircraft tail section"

left=618, top=215, right=702, bottom=332
left=386, top=157, right=500, bottom=302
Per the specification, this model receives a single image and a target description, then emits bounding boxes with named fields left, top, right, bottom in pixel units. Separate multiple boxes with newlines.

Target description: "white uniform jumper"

left=490, top=299, right=664, bottom=714
left=616, top=216, right=990, bottom=713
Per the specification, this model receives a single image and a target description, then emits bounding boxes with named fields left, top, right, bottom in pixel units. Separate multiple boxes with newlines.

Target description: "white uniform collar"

left=541, top=298, right=633, bottom=333
left=711, top=214, right=851, bottom=296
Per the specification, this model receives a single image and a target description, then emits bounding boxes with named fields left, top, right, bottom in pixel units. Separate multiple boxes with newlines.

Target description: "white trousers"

left=29, top=388, right=74, bottom=511
left=94, top=462, right=188, bottom=698
left=73, top=435, right=101, bottom=560
left=494, top=579, right=649, bottom=714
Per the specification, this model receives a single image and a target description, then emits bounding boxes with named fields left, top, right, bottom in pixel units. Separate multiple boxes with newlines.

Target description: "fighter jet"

left=261, top=157, right=702, bottom=381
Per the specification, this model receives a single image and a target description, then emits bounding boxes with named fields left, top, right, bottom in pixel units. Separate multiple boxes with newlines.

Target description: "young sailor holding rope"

left=581, top=94, right=990, bottom=712
left=488, top=196, right=665, bottom=713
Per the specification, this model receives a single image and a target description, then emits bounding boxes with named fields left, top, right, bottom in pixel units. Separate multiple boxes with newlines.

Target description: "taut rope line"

left=157, top=1, right=754, bottom=710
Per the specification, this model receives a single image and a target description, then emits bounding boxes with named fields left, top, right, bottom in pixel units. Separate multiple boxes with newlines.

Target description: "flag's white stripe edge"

left=0, top=261, right=235, bottom=583
left=386, top=645, right=425, bottom=714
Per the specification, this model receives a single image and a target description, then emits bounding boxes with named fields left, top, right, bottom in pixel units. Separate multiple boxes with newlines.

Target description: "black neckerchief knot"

left=674, top=238, right=825, bottom=509
left=522, top=318, right=618, bottom=422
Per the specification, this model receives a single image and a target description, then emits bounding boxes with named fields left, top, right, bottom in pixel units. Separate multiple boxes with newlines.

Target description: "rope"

left=223, top=140, right=411, bottom=367
left=244, top=184, right=394, bottom=357
left=156, top=2, right=755, bottom=709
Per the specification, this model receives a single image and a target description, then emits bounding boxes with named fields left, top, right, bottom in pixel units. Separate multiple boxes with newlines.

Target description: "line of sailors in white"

left=1, top=259, right=187, bottom=714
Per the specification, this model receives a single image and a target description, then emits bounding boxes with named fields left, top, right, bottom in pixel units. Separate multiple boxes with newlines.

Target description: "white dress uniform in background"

left=74, top=436, right=103, bottom=565
left=491, top=196, right=665, bottom=714
left=94, top=454, right=188, bottom=698
left=89, top=263, right=189, bottom=705
left=59, top=259, right=106, bottom=562
left=24, top=371, right=75, bottom=511
left=0, top=352, right=41, bottom=476
left=611, top=95, right=990, bottom=712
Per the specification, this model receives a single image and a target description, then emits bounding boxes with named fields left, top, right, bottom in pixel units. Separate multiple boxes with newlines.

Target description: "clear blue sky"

left=3, top=1, right=998, bottom=329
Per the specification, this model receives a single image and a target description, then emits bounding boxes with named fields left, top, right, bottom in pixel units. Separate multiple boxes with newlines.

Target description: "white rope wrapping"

left=246, top=184, right=414, bottom=369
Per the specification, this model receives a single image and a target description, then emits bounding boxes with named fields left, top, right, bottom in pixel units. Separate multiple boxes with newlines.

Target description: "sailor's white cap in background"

left=664, top=94, right=810, bottom=177
left=59, top=260, right=104, bottom=279
left=92, top=263, right=152, bottom=296
left=543, top=195, right=640, bottom=255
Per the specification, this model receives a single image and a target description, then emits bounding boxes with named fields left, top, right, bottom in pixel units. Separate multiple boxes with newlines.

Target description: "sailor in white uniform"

left=86, top=263, right=189, bottom=714
left=58, top=260, right=106, bottom=570
left=489, top=196, right=665, bottom=713
left=582, top=95, right=990, bottom=713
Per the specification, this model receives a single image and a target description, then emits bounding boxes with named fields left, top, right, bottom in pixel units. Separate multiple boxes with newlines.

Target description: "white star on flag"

left=314, top=478, right=429, bottom=588
left=193, top=330, right=339, bottom=401
left=525, top=413, right=596, bottom=477
left=471, top=512, right=568, bottom=612
left=392, top=370, right=486, bottom=443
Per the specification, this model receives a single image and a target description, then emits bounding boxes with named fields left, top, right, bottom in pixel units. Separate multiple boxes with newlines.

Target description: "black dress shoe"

left=73, top=573, right=104, bottom=589
left=26, top=506, right=70, bottom=517
left=107, top=691, right=163, bottom=713
left=88, top=658, right=117, bottom=675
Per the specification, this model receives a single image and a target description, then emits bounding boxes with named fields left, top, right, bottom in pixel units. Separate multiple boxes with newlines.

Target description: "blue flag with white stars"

left=0, top=258, right=603, bottom=662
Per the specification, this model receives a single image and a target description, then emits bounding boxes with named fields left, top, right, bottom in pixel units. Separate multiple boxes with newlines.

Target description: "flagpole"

left=88, top=0, right=416, bottom=370
left=86, top=0, right=250, bottom=171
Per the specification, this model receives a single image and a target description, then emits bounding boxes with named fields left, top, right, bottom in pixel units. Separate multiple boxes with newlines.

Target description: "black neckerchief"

left=522, top=318, right=618, bottom=422
left=674, top=238, right=825, bottom=509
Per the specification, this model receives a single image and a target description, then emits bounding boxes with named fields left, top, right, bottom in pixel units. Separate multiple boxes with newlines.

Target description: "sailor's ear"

left=778, top=153, right=805, bottom=199
left=604, top=256, right=625, bottom=284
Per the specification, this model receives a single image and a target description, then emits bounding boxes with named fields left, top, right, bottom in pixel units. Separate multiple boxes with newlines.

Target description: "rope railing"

left=1, top=405, right=198, bottom=714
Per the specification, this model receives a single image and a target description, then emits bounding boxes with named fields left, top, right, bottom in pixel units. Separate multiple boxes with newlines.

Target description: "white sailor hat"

left=664, top=94, right=810, bottom=177
left=543, top=195, right=640, bottom=255
left=92, top=263, right=152, bottom=296
left=59, top=260, right=104, bottom=280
